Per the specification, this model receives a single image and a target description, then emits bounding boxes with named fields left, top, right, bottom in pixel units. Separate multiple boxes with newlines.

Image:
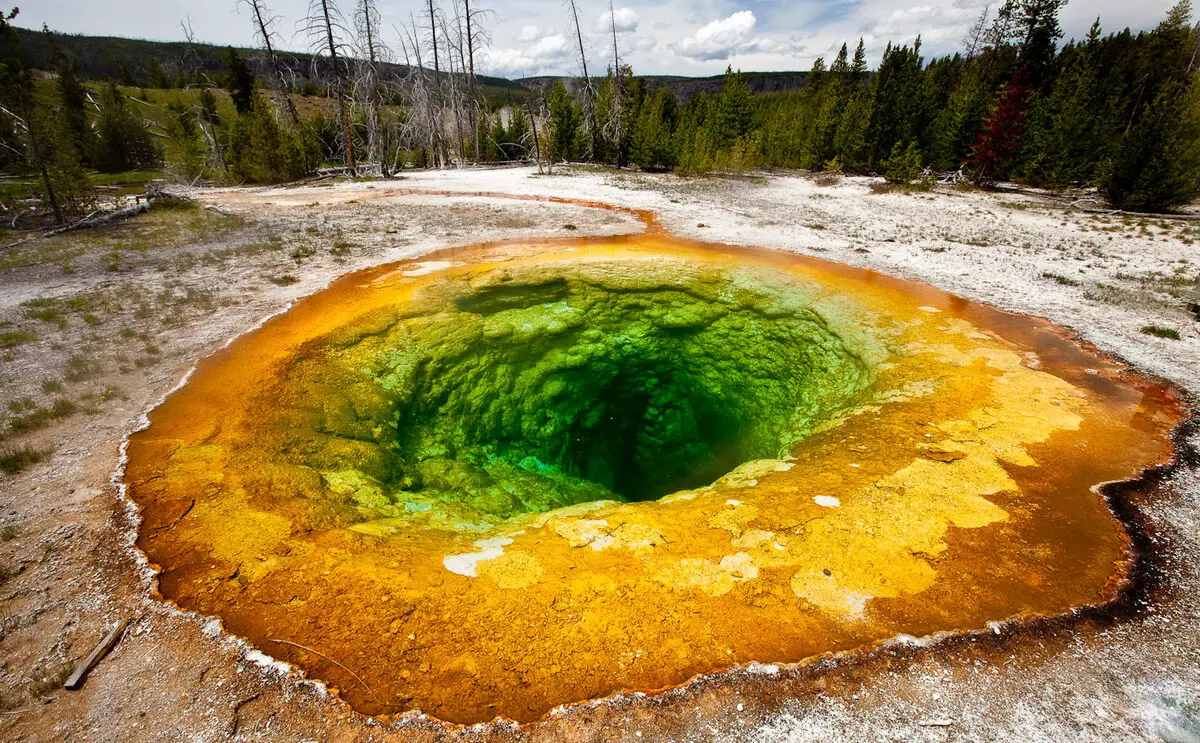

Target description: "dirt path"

left=0, top=168, right=1196, bottom=742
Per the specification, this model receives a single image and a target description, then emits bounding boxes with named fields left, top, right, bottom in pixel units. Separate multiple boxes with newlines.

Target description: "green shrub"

left=0, top=445, right=49, bottom=475
left=1141, top=325, right=1181, bottom=339
left=226, top=99, right=320, bottom=184
left=882, top=141, right=923, bottom=184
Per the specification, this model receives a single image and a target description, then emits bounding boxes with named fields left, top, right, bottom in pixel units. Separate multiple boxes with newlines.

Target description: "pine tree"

left=55, top=51, right=92, bottom=166
left=713, top=67, right=753, bottom=147
left=927, top=65, right=990, bottom=171
left=93, top=81, right=160, bottom=173
left=1009, top=0, right=1068, bottom=83
left=869, top=39, right=927, bottom=166
left=850, top=38, right=868, bottom=84
left=227, top=97, right=318, bottom=182
left=1103, top=0, right=1200, bottom=210
left=225, top=47, right=256, bottom=115
left=1021, top=20, right=1103, bottom=186
left=969, top=66, right=1032, bottom=182
left=631, top=88, right=678, bottom=170
left=547, top=81, right=582, bottom=163
left=1105, top=78, right=1200, bottom=210
left=833, top=88, right=874, bottom=171
left=883, top=140, right=923, bottom=183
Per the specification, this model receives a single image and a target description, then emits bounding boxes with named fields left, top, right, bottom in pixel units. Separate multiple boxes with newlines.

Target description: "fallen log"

left=42, top=202, right=149, bottom=238
left=64, top=619, right=129, bottom=690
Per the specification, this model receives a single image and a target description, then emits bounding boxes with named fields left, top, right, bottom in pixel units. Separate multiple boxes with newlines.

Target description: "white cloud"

left=594, top=7, right=640, bottom=34
left=676, top=10, right=761, bottom=61
left=20, top=0, right=1182, bottom=78
left=481, top=30, right=572, bottom=78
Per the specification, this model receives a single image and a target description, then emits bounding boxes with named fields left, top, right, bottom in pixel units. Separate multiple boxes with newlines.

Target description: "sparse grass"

left=1041, top=272, right=1081, bottom=287
left=7, top=398, right=35, bottom=414
left=869, top=180, right=935, bottom=195
left=0, top=525, right=18, bottom=541
left=290, top=244, right=317, bottom=261
left=269, top=274, right=300, bottom=286
left=64, top=354, right=100, bottom=382
left=7, top=399, right=77, bottom=432
left=0, top=331, right=36, bottom=349
left=1141, top=325, right=1181, bottom=340
left=331, top=240, right=353, bottom=257
left=0, top=445, right=50, bottom=475
left=494, top=215, right=537, bottom=230
left=40, top=380, right=61, bottom=394
left=22, top=302, right=64, bottom=325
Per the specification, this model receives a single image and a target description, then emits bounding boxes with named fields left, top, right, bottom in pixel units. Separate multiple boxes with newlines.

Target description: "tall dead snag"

left=446, top=9, right=470, bottom=165
left=306, top=0, right=356, bottom=174
left=400, top=15, right=441, bottom=168
left=179, top=19, right=226, bottom=172
left=605, top=0, right=627, bottom=165
left=353, top=0, right=395, bottom=175
left=241, top=0, right=299, bottom=124
left=566, top=0, right=598, bottom=161
left=462, top=0, right=492, bottom=160
left=423, top=0, right=447, bottom=167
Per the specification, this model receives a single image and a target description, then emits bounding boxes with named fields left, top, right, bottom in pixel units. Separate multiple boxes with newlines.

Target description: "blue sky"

left=20, top=0, right=1179, bottom=78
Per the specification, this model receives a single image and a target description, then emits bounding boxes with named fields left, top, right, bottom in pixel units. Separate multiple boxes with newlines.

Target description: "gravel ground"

left=0, top=166, right=1196, bottom=742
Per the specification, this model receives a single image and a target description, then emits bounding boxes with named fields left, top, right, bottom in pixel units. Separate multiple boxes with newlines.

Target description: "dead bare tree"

left=305, top=0, right=356, bottom=174
left=400, top=14, right=442, bottom=167
left=604, top=0, right=627, bottom=166
left=179, top=18, right=225, bottom=173
left=565, top=0, right=598, bottom=161
left=443, top=7, right=469, bottom=164
left=963, top=6, right=990, bottom=59
left=354, top=0, right=396, bottom=175
left=241, top=0, right=300, bottom=124
left=462, top=0, right=492, bottom=159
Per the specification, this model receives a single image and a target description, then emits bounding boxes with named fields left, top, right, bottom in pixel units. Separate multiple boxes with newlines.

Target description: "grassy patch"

left=7, top=398, right=77, bottom=431
left=269, top=274, right=300, bottom=286
left=0, top=445, right=50, bottom=475
left=0, top=331, right=35, bottom=348
left=1141, top=325, right=1181, bottom=340
left=1041, top=272, right=1081, bottom=287
left=64, top=354, right=100, bottom=382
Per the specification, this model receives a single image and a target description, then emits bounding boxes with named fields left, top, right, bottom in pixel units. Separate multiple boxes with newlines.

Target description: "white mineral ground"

left=1, top=167, right=1198, bottom=741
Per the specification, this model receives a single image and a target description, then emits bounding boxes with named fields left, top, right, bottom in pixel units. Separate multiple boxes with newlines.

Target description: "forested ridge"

left=2, top=0, right=1198, bottom=229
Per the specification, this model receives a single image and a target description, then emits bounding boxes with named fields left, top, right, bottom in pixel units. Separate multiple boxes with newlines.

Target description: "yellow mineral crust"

left=124, top=233, right=1186, bottom=725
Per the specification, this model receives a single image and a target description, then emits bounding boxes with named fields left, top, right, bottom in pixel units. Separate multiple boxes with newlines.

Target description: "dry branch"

left=64, top=619, right=129, bottom=690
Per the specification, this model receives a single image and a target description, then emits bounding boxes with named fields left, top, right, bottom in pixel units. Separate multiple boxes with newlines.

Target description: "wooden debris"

left=42, top=203, right=149, bottom=238
left=64, top=619, right=129, bottom=691
left=204, top=205, right=235, bottom=216
left=918, top=719, right=954, bottom=727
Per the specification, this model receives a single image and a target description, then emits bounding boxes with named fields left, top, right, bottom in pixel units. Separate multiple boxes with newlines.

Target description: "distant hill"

left=10, top=26, right=527, bottom=99
left=517, top=71, right=810, bottom=101
left=11, top=27, right=810, bottom=103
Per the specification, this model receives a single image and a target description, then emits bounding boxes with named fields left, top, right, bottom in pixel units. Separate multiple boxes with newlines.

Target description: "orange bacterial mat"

left=123, top=209, right=1187, bottom=725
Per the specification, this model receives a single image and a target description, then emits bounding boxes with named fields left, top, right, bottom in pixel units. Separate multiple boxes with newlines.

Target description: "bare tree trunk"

left=355, top=0, right=392, bottom=175
left=566, top=0, right=598, bottom=161
left=308, top=0, right=356, bottom=174
left=528, top=104, right=544, bottom=174
left=608, top=0, right=624, bottom=167
left=28, top=123, right=63, bottom=224
left=244, top=0, right=300, bottom=124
